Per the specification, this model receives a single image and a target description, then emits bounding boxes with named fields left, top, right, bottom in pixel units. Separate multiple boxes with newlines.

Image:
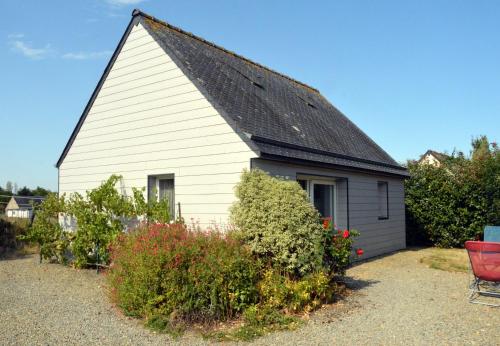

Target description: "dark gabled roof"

left=419, top=150, right=449, bottom=163
left=57, top=9, right=408, bottom=177
left=7, top=196, right=45, bottom=210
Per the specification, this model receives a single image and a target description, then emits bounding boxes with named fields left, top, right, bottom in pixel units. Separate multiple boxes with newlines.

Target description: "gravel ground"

left=1, top=249, right=499, bottom=345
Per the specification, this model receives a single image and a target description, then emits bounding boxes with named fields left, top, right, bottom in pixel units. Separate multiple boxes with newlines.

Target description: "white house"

left=57, top=10, right=408, bottom=258
left=418, top=150, right=449, bottom=167
left=5, top=196, right=45, bottom=219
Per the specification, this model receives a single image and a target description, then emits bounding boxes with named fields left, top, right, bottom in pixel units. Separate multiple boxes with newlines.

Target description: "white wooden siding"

left=59, top=23, right=258, bottom=226
left=252, top=159, right=406, bottom=259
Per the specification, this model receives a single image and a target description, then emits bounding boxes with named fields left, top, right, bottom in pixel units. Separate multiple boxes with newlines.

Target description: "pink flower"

left=342, top=230, right=350, bottom=238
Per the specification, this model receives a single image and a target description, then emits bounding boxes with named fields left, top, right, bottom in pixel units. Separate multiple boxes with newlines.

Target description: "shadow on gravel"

left=338, top=277, right=379, bottom=292
left=348, top=247, right=430, bottom=269
left=0, top=248, right=37, bottom=261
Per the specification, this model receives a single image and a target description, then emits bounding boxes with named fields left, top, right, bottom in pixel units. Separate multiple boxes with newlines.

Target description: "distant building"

left=418, top=150, right=449, bottom=167
left=5, top=196, right=45, bottom=219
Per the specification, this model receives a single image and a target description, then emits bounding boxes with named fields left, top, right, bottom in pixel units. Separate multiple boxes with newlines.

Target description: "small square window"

left=377, top=181, right=389, bottom=220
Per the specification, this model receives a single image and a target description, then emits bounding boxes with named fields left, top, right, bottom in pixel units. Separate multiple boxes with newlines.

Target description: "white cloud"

left=10, top=40, right=51, bottom=60
left=106, top=0, right=147, bottom=5
left=62, top=50, right=112, bottom=60
left=8, top=33, right=25, bottom=39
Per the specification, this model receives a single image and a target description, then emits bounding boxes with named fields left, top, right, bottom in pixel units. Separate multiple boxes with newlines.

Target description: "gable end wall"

left=58, top=23, right=257, bottom=226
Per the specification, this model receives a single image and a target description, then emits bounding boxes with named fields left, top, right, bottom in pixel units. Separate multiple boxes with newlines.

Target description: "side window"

left=148, top=174, right=175, bottom=220
left=377, top=181, right=389, bottom=219
left=159, top=178, right=175, bottom=219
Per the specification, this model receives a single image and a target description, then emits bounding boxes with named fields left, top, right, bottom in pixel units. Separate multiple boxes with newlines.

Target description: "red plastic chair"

left=464, top=241, right=500, bottom=307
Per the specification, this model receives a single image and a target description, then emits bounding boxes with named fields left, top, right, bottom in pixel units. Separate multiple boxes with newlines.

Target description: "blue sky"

left=1, top=0, right=499, bottom=191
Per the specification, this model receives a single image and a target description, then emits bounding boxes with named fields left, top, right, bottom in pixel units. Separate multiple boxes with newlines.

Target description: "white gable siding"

left=59, top=23, right=258, bottom=226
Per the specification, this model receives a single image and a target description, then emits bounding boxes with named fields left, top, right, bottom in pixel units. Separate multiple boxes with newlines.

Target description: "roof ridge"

left=132, top=9, right=319, bottom=93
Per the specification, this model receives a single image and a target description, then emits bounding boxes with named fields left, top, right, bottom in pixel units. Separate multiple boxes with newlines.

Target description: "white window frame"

left=297, top=177, right=337, bottom=223
left=377, top=181, right=389, bottom=220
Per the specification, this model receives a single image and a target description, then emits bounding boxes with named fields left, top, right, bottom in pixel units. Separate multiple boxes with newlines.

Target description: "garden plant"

left=107, top=169, right=363, bottom=339
left=22, top=170, right=363, bottom=340
left=406, top=136, right=499, bottom=247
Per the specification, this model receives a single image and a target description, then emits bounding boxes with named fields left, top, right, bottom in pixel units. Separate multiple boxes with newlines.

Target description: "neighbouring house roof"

left=5, top=196, right=45, bottom=211
left=418, top=150, right=449, bottom=163
left=56, top=9, right=408, bottom=177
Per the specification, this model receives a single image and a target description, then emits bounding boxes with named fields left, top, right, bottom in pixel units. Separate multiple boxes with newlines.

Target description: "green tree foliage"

left=405, top=136, right=499, bottom=247
left=0, top=187, right=13, bottom=214
left=1, top=216, right=30, bottom=251
left=230, top=169, right=324, bottom=277
left=67, top=175, right=134, bottom=267
left=19, top=193, right=69, bottom=263
left=20, top=175, right=172, bottom=267
left=16, top=186, right=51, bottom=197
left=17, top=186, right=32, bottom=196
left=5, top=181, right=13, bottom=193
left=131, top=187, right=170, bottom=224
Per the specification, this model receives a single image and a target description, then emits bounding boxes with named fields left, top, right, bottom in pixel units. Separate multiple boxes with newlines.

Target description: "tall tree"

left=32, top=186, right=51, bottom=197
left=17, top=186, right=33, bottom=196
left=5, top=181, right=13, bottom=193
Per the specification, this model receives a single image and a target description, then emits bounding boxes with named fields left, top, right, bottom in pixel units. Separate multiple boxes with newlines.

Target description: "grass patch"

left=419, top=248, right=469, bottom=273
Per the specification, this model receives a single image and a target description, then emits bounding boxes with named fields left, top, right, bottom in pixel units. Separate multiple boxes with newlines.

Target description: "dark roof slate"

left=9, top=196, right=45, bottom=210
left=419, top=150, right=449, bottom=163
left=138, top=12, right=407, bottom=176
left=56, top=10, right=407, bottom=176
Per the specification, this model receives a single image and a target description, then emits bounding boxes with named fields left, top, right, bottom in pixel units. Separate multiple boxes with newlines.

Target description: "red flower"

left=356, top=248, right=364, bottom=256
left=322, top=219, right=330, bottom=229
left=342, top=230, right=349, bottom=238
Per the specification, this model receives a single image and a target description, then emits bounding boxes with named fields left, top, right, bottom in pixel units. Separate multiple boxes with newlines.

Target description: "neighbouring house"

left=5, top=196, right=45, bottom=219
left=418, top=150, right=449, bottom=167
left=57, top=9, right=409, bottom=258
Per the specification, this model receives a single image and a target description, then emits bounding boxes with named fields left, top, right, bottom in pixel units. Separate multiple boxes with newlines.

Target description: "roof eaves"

left=250, top=135, right=407, bottom=172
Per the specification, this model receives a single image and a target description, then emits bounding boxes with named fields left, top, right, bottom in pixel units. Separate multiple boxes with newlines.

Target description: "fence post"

left=177, top=202, right=182, bottom=221
left=96, top=242, right=99, bottom=274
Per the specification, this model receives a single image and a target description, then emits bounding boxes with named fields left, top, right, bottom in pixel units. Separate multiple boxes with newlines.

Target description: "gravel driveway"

left=1, top=249, right=499, bottom=345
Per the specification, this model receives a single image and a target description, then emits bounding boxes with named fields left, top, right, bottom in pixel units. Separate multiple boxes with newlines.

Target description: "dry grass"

left=419, top=247, right=469, bottom=273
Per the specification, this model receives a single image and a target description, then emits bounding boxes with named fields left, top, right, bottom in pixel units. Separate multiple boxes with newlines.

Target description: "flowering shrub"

left=321, top=218, right=361, bottom=276
left=257, top=268, right=335, bottom=313
left=106, top=223, right=260, bottom=326
left=230, top=169, right=324, bottom=276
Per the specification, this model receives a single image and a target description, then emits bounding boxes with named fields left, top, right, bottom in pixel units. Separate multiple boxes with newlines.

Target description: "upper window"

left=377, top=181, right=389, bottom=220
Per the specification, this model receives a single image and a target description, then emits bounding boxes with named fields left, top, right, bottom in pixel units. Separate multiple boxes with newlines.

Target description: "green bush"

left=131, top=187, right=171, bottom=224
left=405, top=136, right=499, bottom=247
left=19, top=193, right=69, bottom=263
left=107, top=223, right=260, bottom=326
left=1, top=216, right=30, bottom=253
left=66, top=175, right=134, bottom=267
left=230, top=169, right=324, bottom=276
left=257, top=268, right=335, bottom=313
